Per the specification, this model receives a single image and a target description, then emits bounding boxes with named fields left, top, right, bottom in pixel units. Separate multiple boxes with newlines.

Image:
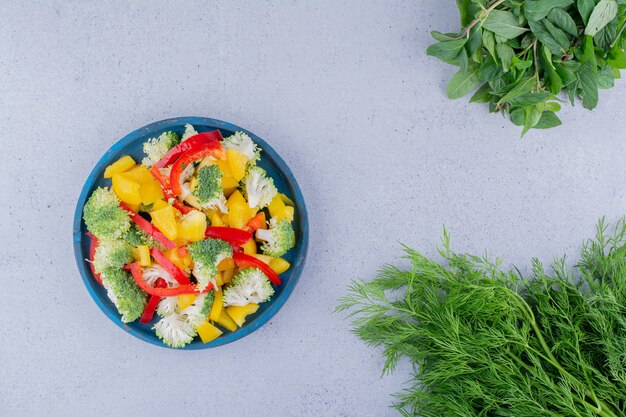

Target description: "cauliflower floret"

left=223, top=268, right=275, bottom=306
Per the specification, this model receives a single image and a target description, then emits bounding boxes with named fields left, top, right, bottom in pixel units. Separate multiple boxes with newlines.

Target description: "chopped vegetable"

left=86, top=232, right=103, bottom=285
left=209, top=289, right=223, bottom=321
left=225, top=303, right=259, bottom=327
left=193, top=165, right=227, bottom=212
left=204, top=226, right=252, bottom=245
left=142, top=131, right=179, bottom=167
left=139, top=278, right=166, bottom=324
left=177, top=210, right=207, bottom=242
left=104, top=155, right=136, bottom=178
left=196, top=321, right=223, bottom=343
left=214, top=310, right=237, bottom=331
left=181, top=123, right=198, bottom=141
left=153, top=313, right=196, bottom=348
left=101, top=268, right=147, bottom=323
left=93, top=238, right=132, bottom=274
left=223, top=268, right=274, bottom=306
left=242, top=166, right=277, bottom=209
left=226, top=148, right=248, bottom=181
left=222, top=131, right=260, bottom=163
left=84, top=187, right=131, bottom=240
left=187, top=238, right=233, bottom=291
left=149, top=204, right=179, bottom=241
left=255, top=218, right=295, bottom=257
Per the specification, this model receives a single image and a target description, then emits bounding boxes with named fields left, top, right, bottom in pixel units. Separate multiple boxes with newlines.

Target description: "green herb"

left=338, top=218, right=626, bottom=416
left=428, top=0, right=626, bottom=136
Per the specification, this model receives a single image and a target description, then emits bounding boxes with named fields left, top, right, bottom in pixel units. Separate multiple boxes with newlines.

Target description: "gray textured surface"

left=1, top=1, right=625, bottom=416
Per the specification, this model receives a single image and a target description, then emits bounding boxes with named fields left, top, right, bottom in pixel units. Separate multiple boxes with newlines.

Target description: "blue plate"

left=73, top=117, right=309, bottom=349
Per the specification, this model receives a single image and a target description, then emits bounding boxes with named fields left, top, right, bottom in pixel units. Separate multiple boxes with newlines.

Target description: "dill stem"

left=510, top=291, right=619, bottom=417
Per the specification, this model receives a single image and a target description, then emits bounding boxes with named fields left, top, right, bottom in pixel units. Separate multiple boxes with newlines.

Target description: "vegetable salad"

left=83, top=125, right=296, bottom=348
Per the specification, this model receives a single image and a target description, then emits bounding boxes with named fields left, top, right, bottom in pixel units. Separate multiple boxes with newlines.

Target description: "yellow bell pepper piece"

left=214, top=310, right=238, bottom=332
left=104, top=155, right=135, bottom=178
left=177, top=210, right=207, bottom=243
left=221, top=214, right=230, bottom=226
left=150, top=205, right=179, bottom=241
left=252, top=254, right=274, bottom=264
left=226, top=304, right=260, bottom=327
left=268, top=195, right=286, bottom=218
left=222, top=268, right=235, bottom=284
left=209, top=290, right=223, bottom=321
left=215, top=271, right=224, bottom=287
left=152, top=199, right=169, bottom=211
left=227, top=189, right=247, bottom=206
left=210, top=212, right=224, bottom=226
left=216, top=159, right=233, bottom=178
left=165, top=248, right=184, bottom=270
left=178, top=294, right=196, bottom=311
left=139, top=181, right=164, bottom=205
left=241, top=238, right=257, bottom=255
left=111, top=173, right=142, bottom=205
left=275, top=206, right=294, bottom=223
left=132, top=245, right=151, bottom=267
left=121, top=165, right=152, bottom=183
left=221, top=176, right=239, bottom=190
left=279, top=193, right=295, bottom=206
left=124, top=202, right=141, bottom=212
left=269, top=257, right=290, bottom=274
left=218, top=258, right=235, bottom=271
left=197, top=321, right=223, bottom=343
left=227, top=149, right=248, bottom=182
left=228, top=201, right=250, bottom=230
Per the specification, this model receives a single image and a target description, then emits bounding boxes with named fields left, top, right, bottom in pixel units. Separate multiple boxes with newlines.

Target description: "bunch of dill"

left=338, top=219, right=626, bottom=417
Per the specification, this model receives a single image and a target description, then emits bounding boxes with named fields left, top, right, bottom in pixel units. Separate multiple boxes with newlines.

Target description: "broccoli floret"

left=83, top=187, right=131, bottom=240
left=223, top=268, right=274, bottom=306
left=101, top=268, right=147, bottom=323
left=255, top=217, right=295, bottom=257
left=153, top=313, right=196, bottom=348
left=142, top=131, right=180, bottom=167
left=222, top=131, right=260, bottom=163
left=187, top=238, right=233, bottom=292
left=93, top=238, right=132, bottom=274
left=181, top=292, right=215, bottom=326
left=124, top=224, right=156, bottom=248
left=242, top=166, right=277, bottom=209
left=181, top=124, right=198, bottom=141
left=157, top=297, right=179, bottom=317
left=193, top=165, right=227, bottom=212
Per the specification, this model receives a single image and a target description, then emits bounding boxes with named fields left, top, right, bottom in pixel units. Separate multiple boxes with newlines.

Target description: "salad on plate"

left=82, top=125, right=296, bottom=348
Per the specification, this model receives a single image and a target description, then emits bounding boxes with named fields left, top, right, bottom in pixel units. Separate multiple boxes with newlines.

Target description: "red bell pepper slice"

left=149, top=166, right=194, bottom=215
left=86, top=232, right=103, bottom=285
left=150, top=247, right=190, bottom=285
left=125, top=262, right=213, bottom=297
left=245, top=212, right=266, bottom=233
left=232, top=252, right=281, bottom=285
left=155, top=131, right=224, bottom=169
left=177, top=246, right=189, bottom=257
left=169, top=140, right=225, bottom=197
left=205, top=226, right=252, bottom=245
left=139, top=278, right=167, bottom=324
left=120, top=203, right=177, bottom=250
